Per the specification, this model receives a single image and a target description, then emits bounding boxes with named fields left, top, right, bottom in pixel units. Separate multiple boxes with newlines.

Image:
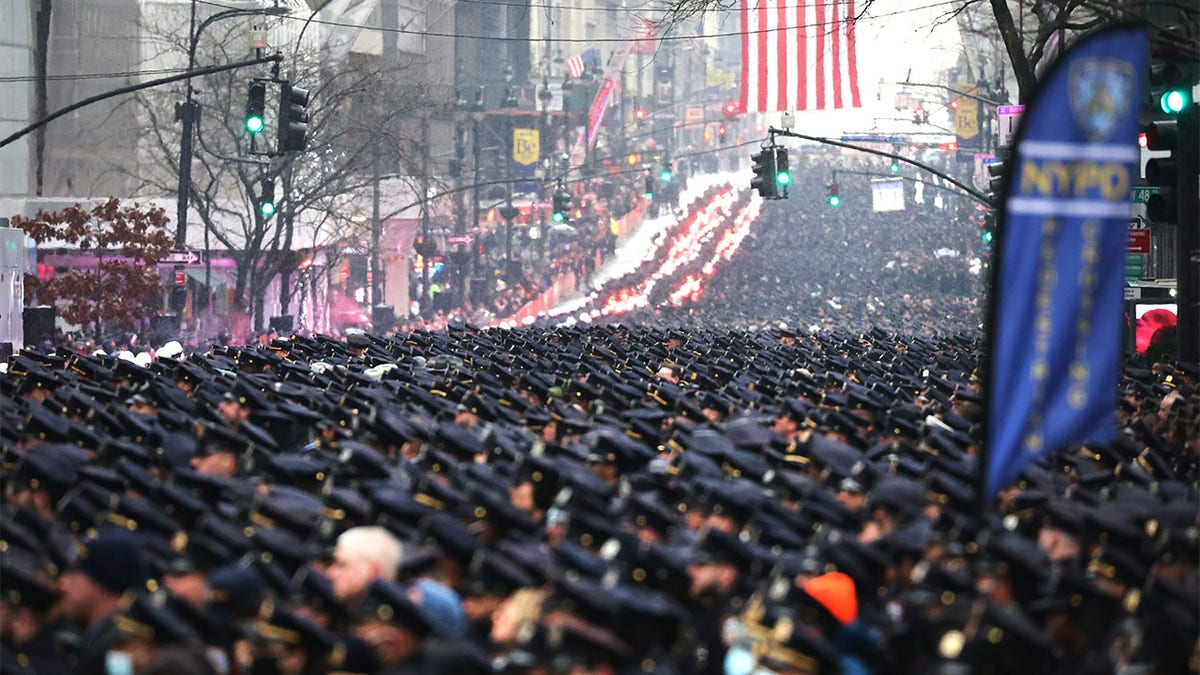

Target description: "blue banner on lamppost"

left=982, top=25, right=1148, bottom=501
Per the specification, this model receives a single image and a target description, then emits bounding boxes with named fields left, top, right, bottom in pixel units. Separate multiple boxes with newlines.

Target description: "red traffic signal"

left=634, top=107, right=647, bottom=121
left=723, top=101, right=738, bottom=116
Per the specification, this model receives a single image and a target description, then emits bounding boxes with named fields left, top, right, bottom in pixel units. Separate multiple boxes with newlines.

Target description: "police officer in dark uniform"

left=680, top=527, right=760, bottom=675
left=350, top=580, right=436, bottom=675
left=0, top=561, right=71, bottom=675
left=55, top=530, right=148, bottom=675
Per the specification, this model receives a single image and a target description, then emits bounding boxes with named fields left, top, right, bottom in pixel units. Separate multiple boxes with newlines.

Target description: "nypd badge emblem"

left=1069, top=57, right=1136, bottom=141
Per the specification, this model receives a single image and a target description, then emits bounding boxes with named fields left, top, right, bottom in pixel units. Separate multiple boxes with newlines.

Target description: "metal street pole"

left=370, top=162, right=381, bottom=306
left=420, top=116, right=431, bottom=316
left=1177, top=106, right=1199, bottom=362
left=173, top=3, right=288, bottom=315
left=895, top=81, right=1005, bottom=107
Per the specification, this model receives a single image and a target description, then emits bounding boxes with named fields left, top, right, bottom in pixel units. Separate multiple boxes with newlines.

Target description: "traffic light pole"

left=171, top=6, right=288, bottom=316
left=1177, top=107, right=1198, bottom=362
left=768, top=127, right=990, bottom=205
left=175, top=6, right=288, bottom=248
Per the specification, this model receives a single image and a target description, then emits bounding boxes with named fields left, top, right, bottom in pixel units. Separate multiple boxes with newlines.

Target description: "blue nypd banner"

left=982, top=25, right=1147, bottom=500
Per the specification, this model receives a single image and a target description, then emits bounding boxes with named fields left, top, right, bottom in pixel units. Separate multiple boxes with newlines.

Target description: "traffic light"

left=750, top=148, right=779, bottom=199
left=1143, top=119, right=1179, bottom=224
left=245, top=82, right=266, bottom=135
left=551, top=185, right=572, bottom=224
left=981, top=211, right=995, bottom=245
left=718, top=125, right=727, bottom=144
left=660, top=163, right=673, bottom=183
left=258, top=177, right=276, bottom=218
left=644, top=174, right=655, bottom=200
left=1150, top=57, right=1195, bottom=114
left=985, top=159, right=1006, bottom=206
left=277, top=83, right=309, bottom=153
left=634, top=107, right=647, bottom=123
left=774, top=148, right=790, bottom=190
left=889, top=159, right=900, bottom=174
left=827, top=181, right=841, bottom=207
left=723, top=101, right=738, bottom=117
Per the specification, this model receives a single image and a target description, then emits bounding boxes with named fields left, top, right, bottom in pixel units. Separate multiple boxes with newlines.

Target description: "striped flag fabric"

left=566, top=48, right=601, bottom=78
left=740, top=0, right=862, bottom=113
left=631, top=17, right=659, bottom=55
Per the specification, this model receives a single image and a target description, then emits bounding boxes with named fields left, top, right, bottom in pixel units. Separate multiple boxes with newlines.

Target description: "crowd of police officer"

left=1, top=318, right=1197, bottom=675
left=1, top=146, right=1197, bottom=675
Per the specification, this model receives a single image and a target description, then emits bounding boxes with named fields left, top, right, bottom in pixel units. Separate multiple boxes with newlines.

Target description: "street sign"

left=685, top=107, right=704, bottom=125
left=163, top=250, right=200, bottom=265
left=1123, top=216, right=1152, bottom=253
left=996, top=104, right=1025, bottom=148
left=174, top=270, right=186, bottom=286
left=975, top=154, right=999, bottom=189
left=871, top=179, right=905, bottom=212
left=1128, top=228, right=1151, bottom=254
left=1131, top=186, right=1160, bottom=204
left=1124, top=287, right=1141, bottom=300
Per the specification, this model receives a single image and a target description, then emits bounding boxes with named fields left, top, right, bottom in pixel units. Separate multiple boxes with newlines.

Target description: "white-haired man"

left=325, top=526, right=403, bottom=610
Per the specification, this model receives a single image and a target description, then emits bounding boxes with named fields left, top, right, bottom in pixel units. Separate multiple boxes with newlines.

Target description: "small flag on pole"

left=566, top=48, right=601, bottom=78
left=739, top=0, right=862, bottom=113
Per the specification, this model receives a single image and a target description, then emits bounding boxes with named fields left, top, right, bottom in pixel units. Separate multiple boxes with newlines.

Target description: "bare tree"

left=121, top=16, right=450, bottom=333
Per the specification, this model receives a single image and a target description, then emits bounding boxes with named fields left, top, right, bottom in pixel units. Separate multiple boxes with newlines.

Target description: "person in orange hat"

left=799, top=572, right=883, bottom=675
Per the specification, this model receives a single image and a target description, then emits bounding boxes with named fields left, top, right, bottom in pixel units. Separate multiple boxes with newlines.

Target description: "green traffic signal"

left=660, top=165, right=673, bottom=183
left=551, top=186, right=571, bottom=224
left=889, top=160, right=900, bottom=174
left=774, top=147, right=790, bottom=189
left=982, top=230, right=993, bottom=244
left=828, top=195, right=841, bottom=207
left=246, top=82, right=266, bottom=135
left=259, top=176, right=275, bottom=219
left=1160, top=88, right=1190, bottom=114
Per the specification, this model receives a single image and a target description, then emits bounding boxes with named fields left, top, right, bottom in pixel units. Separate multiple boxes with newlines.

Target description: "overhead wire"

left=0, top=0, right=965, bottom=83
left=188, top=0, right=970, bottom=45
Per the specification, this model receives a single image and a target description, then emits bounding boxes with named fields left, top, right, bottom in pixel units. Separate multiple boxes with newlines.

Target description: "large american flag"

left=739, top=0, right=862, bottom=113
